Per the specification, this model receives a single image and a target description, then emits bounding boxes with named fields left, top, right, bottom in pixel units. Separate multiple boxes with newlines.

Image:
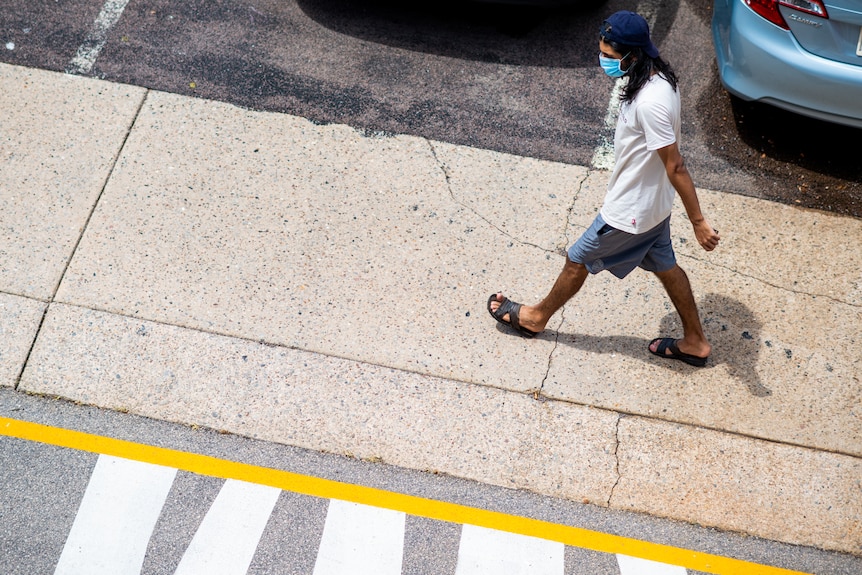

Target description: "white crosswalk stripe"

left=173, top=479, right=282, bottom=575
left=313, top=499, right=406, bottom=575
left=455, top=524, right=565, bottom=575
left=50, top=454, right=693, bottom=574
left=54, top=455, right=176, bottom=575
left=617, top=554, right=688, bottom=574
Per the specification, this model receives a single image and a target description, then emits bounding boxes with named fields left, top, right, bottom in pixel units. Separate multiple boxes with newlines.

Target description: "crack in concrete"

left=565, top=171, right=590, bottom=244
left=608, top=413, right=623, bottom=507
left=537, top=336, right=556, bottom=399
left=677, top=254, right=862, bottom=309
left=424, top=122, right=861, bottom=320
left=430, top=134, right=862, bottom=310
left=425, top=138, right=556, bottom=255
left=537, top=173, right=591, bottom=396
left=425, top=139, right=604, bottom=401
left=425, top=136, right=570, bottom=401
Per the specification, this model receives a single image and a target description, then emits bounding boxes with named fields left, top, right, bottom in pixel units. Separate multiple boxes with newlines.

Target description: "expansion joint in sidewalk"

left=14, top=89, right=150, bottom=392
left=51, top=89, right=149, bottom=303
left=13, top=305, right=49, bottom=393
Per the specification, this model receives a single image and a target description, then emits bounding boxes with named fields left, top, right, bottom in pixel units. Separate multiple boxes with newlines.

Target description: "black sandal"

left=649, top=338, right=708, bottom=367
left=487, top=293, right=539, bottom=339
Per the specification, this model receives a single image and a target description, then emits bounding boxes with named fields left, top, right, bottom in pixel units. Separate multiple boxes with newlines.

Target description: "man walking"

left=487, top=10, right=720, bottom=367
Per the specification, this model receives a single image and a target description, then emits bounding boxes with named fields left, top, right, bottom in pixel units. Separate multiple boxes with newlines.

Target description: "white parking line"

left=66, top=0, right=130, bottom=75
left=54, top=454, right=176, bottom=575
left=618, top=553, right=688, bottom=574
left=174, top=479, right=282, bottom=575
left=455, top=524, right=565, bottom=574
left=591, top=84, right=624, bottom=170
left=313, top=499, right=406, bottom=575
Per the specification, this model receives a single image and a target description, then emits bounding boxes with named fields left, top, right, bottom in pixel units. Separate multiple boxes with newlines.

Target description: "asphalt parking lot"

left=2, top=0, right=860, bottom=215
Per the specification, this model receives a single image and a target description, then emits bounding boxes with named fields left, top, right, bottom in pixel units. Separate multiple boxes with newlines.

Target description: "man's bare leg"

left=490, top=259, right=589, bottom=334
left=651, top=264, right=710, bottom=358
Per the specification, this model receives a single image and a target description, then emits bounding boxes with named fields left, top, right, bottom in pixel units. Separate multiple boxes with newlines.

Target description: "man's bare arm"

left=657, top=142, right=720, bottom=252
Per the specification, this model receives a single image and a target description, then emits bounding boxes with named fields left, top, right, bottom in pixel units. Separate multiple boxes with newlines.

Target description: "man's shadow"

left=554, top=293, right=771, bottom=397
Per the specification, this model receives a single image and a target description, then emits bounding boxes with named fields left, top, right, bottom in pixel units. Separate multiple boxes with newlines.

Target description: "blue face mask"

left=599, top=53, right=630, bottom=78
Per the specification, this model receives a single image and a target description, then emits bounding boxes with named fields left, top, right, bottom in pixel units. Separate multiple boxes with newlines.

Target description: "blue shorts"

left=567, top=214, right=676, bottom=279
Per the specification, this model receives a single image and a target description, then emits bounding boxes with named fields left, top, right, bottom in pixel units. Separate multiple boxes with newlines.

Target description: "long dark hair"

left=604, top=41, right=678, bottom=104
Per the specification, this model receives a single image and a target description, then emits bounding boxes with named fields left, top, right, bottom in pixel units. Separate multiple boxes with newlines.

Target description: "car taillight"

left=744, top=0, right=828, bottom=30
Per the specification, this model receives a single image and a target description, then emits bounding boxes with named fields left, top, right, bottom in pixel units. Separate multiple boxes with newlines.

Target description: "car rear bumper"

left=712, top=0, right=862, bottom=128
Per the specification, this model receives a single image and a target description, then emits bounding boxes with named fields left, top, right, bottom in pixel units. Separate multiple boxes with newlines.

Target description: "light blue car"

left=712, top=0, right=862, bottom=128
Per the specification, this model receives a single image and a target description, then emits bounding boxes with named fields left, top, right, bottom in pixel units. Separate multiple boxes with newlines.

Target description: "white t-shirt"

left=600, top=75, right=681, bottom=234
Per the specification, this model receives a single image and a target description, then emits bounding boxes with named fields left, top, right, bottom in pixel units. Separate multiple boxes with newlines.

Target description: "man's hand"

left=693, top=219, right=720, bottom=251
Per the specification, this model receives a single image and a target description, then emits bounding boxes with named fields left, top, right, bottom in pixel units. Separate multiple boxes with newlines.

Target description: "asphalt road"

left=3, top=389, right=860, bottom=574
left=1, top=0, right=860, bottom=216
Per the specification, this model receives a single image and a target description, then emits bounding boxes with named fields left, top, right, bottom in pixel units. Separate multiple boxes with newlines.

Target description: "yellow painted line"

left=0, top=417, right=809, bottom=575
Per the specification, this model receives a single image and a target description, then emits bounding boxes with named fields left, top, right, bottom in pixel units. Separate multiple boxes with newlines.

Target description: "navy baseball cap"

left=600, top=11, right=659, bottom=59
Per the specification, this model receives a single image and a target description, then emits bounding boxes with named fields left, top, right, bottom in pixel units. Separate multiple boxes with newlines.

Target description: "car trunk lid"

left=784, top=0, right=862, bottom=66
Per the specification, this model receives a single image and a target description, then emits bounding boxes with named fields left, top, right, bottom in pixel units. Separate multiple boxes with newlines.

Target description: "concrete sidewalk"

left=1, top=62, right=860, bottom=556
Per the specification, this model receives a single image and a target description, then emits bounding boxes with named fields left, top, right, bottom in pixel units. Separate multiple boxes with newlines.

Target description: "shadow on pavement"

left=551, top=293, right=770, bottom=397
left=295, top=0, right=626, bottom=68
